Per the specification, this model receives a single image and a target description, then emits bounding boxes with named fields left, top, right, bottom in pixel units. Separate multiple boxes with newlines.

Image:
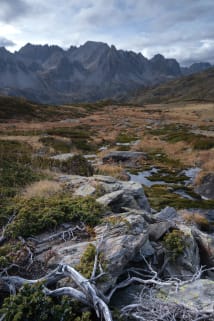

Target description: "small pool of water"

left=182, top=167, right=201, bottom=185
left=128, top=167, right=167, bottom=187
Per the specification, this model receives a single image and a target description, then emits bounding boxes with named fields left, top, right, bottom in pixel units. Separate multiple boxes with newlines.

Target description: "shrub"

left=50, top=154, right=94, bottom=176
left=0, top=283, right=93, bottom=321
left=5, top=195, right=104, bottom=238
left=76, top=244, right=106, bottom=279
left=39, top=136, right=73, bottom=153
left=163, top=229, right=186, bottom=261
left=0, top=140, right=40, bottom=198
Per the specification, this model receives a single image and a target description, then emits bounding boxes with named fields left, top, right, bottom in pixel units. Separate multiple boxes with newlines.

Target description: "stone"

left=163, top=225, right=200, bottom=280
left=148, top=221, right=174, bottom=241
left=95, top=211, right=148, bottom=291
left=102, top=151, right=146, bottom=167
left=163, top=279, right=214, bottom=313
left=192, top=227, right=214, bottom=267
left=96, top=190, right=124, bottom=207
left=195, top=173, right=214, bottom=200
left=60, top=174, right=151, bottom=213
left=50, top=153, right=75, bottom=161
left=154, top=206, right=178, bottom=221
left=74, top=183, right=96, bottom=197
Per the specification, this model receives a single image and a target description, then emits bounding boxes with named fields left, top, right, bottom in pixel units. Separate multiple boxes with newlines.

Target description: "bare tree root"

left=121, top=286, right=214, bottom=321
left=1, top=264, right=113, bottom=321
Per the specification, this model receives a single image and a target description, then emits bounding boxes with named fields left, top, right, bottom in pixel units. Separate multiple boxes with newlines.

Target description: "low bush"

left=0, top=283, right=93, bottom=321
left=0, top=140, right=40, bottom=198
left=76, top=243, right=106, bottom=279
left=50, top=154, right=94, bottom=176
left=4, top=195, right=104, bottom=238
left=163, top=229, right=186, bottom=261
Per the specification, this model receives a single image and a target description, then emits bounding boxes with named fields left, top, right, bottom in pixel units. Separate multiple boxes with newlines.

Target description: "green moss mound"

left=4, top=195, right=104, bottom=238
left=0, top=283, right=93, bottom=321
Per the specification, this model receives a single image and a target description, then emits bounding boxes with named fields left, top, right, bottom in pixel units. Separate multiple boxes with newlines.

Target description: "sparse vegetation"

left=181, top=211, right=211, bottom=232
left=163, top=229, right=186, bottom=261
left=76, top=243, right=106, bottom=279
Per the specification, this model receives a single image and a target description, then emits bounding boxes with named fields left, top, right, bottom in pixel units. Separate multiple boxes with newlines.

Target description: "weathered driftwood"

left=1, top=264, right=113, bottom=321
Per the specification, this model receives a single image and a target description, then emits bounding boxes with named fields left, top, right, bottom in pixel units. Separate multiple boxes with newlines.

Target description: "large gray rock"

left=102, top=151, right=146, bottom=167
left=192, top=227, right=214, bottom=268
left=153, top=206, right=178, bottom=221
left=148, top=221, right=174, bottom=241
left=163, top=225, right=200, bottom=280
left=50, top=153, right=75, bottom=161
left=163, top=279, right=214, bottom=313
left=96, top=211, right=148, bottom=291
left=195, top=173, right=214, bottom=200
left=59, top=174, right=151, bottom=213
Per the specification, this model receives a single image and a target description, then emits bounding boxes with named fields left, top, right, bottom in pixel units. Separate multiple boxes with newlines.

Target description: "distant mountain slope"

left=130, top=67, right=214, bottom=104
left=0, top=41, right=212, bottom=104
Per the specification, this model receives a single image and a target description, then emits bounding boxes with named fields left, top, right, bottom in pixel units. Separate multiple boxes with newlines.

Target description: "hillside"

left=0, top=42, right=211, bottom=104
left=130, top=67, right=214, bottom=104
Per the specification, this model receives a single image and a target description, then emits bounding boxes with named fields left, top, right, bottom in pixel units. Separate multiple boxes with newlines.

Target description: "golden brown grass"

left=181, top=211, right=210, bottom=230
left=22, top=180, right=62, bottom=198
left=95, top=164, right=128, bottom=180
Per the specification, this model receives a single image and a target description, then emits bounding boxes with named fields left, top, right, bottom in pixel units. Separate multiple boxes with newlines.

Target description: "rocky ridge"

left=0, top=41, right=211, bottom=103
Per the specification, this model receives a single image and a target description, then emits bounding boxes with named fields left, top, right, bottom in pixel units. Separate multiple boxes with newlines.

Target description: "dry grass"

left=0, top=135, right=43, bottom=150
left=95, top=164, right=128, bottom=180
left=181, top=211, right=210, bottom=230
left=22, top=179, right=62, bottom=198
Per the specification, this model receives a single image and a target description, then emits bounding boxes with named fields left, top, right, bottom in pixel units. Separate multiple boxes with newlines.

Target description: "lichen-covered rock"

left=162, top=279, right=214, bottom=313
left=95, top=211, right=148, bottom=291
left=195, top=172, right=214, bottom=200
left=163, top=225, right=200, bottom=279
left=192, top=227, right=214, bottom=267
left=154, top=206, right=178, bottom=221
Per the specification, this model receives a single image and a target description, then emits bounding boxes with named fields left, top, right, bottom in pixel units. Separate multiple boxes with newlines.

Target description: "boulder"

left=162, top=279, right=214, bottom=313
left=148, top=221, right=174, bottom=241
left=96, top=211, right=148, bottom=291
left=163, top=225, right=200, bottom=280
left=192, top=227, right=214, bottom=267
left=102, top=151, right=146, bottom=167
left=50, top=153, right=75, bottom=161
left=59, top=174, right=151, bottom=213
left=153, top=206, right=178, bottom=221
left=195, top=172, right=214, bottom=200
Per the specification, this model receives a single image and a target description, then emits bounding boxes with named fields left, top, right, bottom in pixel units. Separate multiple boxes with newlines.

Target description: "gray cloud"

left=0, top=0, right=213, bottom=65
left=0, top=37, right=15, bottom=47
left=0, top=0, right=32, bottom=22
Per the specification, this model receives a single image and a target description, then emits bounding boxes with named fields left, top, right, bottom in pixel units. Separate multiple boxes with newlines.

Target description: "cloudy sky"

left=0, top=0, right=214, bottom=65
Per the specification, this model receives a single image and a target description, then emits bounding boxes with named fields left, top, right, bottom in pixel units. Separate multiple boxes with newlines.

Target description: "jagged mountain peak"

left=0, top=41, right=212, bottom=104
left=17, top=43, right=63, bottom=62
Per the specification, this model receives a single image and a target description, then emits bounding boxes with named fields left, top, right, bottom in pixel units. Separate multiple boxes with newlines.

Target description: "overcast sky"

left=0, top=0, right=214, bottom=66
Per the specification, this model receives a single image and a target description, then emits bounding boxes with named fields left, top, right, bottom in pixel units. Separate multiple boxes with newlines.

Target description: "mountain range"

left=0, top=41, right=212, bottom=104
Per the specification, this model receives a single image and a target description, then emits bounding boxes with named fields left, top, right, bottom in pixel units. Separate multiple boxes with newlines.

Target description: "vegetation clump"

left=163, top=229, right=186, bottom=261
left=50, top=154, right=94, bottom=176
left=76, top=243, right=106, bottom=279
left=0, top=140, right=40, bottom=198
left=4, top=195, right=104, bottom=238
left=0, top=283, right=93, bottom=321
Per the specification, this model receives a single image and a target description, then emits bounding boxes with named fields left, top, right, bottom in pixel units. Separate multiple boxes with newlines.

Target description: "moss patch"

left=3, top=195, right=104, bottom=238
